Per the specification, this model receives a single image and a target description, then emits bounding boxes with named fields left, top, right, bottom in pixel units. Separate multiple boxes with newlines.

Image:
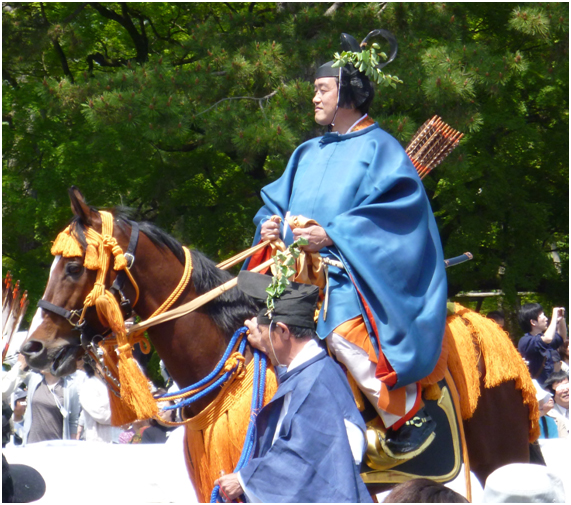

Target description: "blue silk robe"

left=238, top=352, right=372, bottom=503
left=247, top=123, right=448, bottom=389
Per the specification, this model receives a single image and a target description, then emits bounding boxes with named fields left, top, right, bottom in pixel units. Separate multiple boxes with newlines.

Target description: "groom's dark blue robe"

left=238, top=351, right=372, bottom=503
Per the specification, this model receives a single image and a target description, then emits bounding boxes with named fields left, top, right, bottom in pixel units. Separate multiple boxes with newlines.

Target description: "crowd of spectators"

left=3, top=302, right=568, bottom=503
left=2, top=354, right=177, bottom=449
left=516, top=303, right=569, bottom=441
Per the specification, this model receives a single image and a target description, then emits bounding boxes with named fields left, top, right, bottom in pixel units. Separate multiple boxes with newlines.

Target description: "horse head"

left=21, top=187, right=111, bottom=376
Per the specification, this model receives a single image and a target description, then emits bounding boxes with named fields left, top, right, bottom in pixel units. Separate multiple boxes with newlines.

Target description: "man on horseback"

left=245, top=30, right=448, bottom=457
left=214, top=271, right=371, bottom=502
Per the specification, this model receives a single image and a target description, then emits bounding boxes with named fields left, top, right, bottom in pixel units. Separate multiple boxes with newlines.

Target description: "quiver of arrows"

left=2, top=272, right=29, bottom=361
left=406, top=115, right=463, bottom=179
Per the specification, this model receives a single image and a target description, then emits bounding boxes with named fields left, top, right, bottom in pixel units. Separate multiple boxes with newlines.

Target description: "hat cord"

left=328, top=67, right=342, bottom=132
left=267, top=321, right=283, bottom=367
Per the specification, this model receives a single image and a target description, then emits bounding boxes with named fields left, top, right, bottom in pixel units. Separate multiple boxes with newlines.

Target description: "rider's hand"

left=214, top=472, right=244, bottom=502
left=260, top=219, right=280, bottom=242
left=292, top=225, right=333, bottom=252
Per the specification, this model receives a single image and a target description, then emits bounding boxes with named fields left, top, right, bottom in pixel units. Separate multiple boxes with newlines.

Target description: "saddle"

left=358, top=376, right=464, bottom=486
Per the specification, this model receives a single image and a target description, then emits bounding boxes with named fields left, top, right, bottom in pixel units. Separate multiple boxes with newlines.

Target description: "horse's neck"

left=128, top=234, right=229, bottom=413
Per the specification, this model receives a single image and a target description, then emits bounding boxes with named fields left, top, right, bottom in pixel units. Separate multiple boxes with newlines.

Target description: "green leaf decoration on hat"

left=265, top=237, right=309, bottom=316
left=332, top=43, right=403, bottom=89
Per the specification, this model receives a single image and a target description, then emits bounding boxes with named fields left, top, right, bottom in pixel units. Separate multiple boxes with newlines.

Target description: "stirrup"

left=365, top=417, right=436, bottom=471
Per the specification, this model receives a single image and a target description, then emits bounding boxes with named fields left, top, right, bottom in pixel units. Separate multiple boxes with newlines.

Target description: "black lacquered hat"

left=237, top=271, right=319, bottom=329
left=316, top=30, right=398, bottom=109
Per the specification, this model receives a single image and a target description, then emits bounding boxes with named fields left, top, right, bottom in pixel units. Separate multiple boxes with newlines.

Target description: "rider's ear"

left=69, top=186, right=95, bottom=226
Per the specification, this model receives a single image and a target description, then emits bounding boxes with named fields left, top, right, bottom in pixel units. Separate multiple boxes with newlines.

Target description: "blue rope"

left=162, top=338, right=248, bottom=411
left=153, top=324, right=268, bottom=503
left=158, top=326, right=247, bottom=401
left=211, top=348, right=268, bottom=503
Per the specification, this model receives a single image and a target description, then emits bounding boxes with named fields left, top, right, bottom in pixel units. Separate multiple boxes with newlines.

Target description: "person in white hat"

left=482, top=463, right=565, bottom=503
left=533, top=379, right=559, bottom=439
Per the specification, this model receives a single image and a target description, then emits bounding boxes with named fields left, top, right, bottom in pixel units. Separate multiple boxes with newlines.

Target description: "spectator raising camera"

left=517, top=304, right=567, bottom=387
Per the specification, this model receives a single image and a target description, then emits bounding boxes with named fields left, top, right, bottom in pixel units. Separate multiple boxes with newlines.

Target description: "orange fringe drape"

left=442, top=303, right=540, bottom=442
left=184, top=360, right=278, bottom=503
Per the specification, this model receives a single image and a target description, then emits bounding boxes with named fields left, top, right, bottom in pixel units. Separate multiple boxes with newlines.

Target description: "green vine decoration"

left=265, top=238, right=309, bottom=316
left=332, top=43, right=403, bottom=88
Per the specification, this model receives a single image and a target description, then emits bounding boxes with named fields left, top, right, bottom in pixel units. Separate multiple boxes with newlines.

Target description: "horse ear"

left=69, top=186, right=94, bottom=226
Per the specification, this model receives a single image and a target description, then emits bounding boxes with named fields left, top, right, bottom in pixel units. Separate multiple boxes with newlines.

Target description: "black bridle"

left=36, top=220, right=140, bottom=347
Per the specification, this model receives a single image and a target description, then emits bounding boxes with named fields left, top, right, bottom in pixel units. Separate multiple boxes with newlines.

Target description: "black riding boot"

left=384, top=407, right=436, bottom=455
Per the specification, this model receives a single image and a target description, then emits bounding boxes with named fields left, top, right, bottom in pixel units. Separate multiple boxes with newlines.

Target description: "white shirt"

left=346, top=114, right=369, bottom=134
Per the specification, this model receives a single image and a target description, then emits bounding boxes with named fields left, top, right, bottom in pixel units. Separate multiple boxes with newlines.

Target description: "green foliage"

left=332, top=43, right=403, bottom=88
left=2, top=2, right=568, bottom=325
left=265, top=238, right=308, bottom=315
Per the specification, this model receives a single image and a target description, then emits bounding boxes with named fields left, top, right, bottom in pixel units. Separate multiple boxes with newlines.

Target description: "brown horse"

left=22, top=188, right=535, bottom=498
left=22, top=188, right=259, bottom=419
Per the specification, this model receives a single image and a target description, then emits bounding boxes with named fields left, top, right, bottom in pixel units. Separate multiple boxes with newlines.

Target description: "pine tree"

left=3, top=3, right=569, bottom=328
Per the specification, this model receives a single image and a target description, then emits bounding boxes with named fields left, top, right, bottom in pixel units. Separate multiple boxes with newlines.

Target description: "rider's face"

left=313, top=77, right=338, bottom=126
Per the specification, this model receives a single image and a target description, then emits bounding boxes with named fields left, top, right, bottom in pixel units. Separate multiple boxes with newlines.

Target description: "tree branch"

left=86, top=52, right=128, bottom=74
left=53, top=38, right=75, bottom=83
left=63, top=3, right=88, bottom=23
left=195, top=90, right=278, bottom=117
left=40, top=2, right=75, bottom=83
left=89, top=2, right=149, bottom=63
left=324, top=3, right=342, bottom=17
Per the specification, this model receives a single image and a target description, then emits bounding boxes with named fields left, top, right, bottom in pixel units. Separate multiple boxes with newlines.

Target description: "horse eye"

left=66, top=262, right=84, bottom=277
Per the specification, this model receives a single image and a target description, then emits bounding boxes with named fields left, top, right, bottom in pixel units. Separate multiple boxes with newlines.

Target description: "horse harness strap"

left=108, top=220, right=140, bottom=317
left=37, top=217, right=141, bottom=329
left=36, top=299, right=84, bottom=328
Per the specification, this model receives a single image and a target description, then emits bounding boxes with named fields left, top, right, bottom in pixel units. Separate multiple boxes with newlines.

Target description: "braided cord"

left=159, top=326, right=247, bottom=402
left=161, top=338, right=248, bottom=410
left=211, top=348, right=268, bottom=503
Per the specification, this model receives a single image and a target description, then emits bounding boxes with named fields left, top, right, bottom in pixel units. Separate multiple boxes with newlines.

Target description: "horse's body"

left=22, top=189, right=534, bottom=498
left=464, top=379, right=531, bottom=484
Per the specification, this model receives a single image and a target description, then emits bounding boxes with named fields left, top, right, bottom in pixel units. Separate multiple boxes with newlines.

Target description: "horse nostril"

left=22, top=340, right=45, bottom=356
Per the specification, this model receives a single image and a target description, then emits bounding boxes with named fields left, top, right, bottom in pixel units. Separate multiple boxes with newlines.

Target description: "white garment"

left=2, top=361, right=29, bottom=402
left=547, top=402, right=569, bottom=439
left=346, top=114, right=369, bottom=133
left=78, top=375, right=121, bottom=443
left=326, top=331, right=418, bottom=428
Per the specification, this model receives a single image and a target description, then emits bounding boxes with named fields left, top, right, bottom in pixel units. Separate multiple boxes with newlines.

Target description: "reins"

left=126, top=253, right=275, bottom=337
left=40, top=211, right=274, bottom=424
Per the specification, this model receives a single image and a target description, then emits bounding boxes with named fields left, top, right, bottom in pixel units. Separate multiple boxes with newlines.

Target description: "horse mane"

left=70, top=207, right=258, bottom=339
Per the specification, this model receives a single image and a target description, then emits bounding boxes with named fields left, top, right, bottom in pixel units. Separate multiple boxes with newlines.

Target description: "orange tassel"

left=109, top=388, right=138, bottom=426
left=422, top=383, right=441, bottom=401
left=84, top=244, right=100, bottom=270
left=113, top=252, right=128, bottom=271
left=96, top=292, right=158, bottom=421
left=184, top=363, right=278, bottom=502
left=51, top=227, right=83, bottom=258
left=51, top=228, right=71, bottom=256
left=446, top=304, right=540, bottom=442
